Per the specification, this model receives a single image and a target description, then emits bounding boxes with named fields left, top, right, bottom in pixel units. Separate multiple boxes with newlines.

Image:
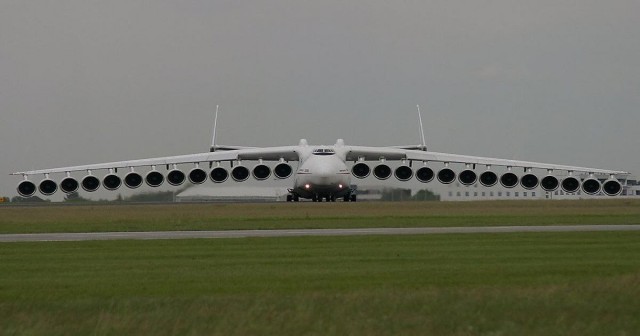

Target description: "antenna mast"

left=416, top=105, right=427, bottom=150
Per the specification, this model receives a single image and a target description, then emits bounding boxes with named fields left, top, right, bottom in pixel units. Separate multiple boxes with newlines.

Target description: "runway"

left=1, top=225, right=640, bottom=242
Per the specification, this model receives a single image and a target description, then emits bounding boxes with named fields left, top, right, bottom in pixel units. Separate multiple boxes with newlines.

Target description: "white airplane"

left=12, top=106, right=629, bottom=201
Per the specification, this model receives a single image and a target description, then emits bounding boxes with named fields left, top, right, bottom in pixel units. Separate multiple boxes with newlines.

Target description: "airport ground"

left=1, top=200, right=640, bottom=335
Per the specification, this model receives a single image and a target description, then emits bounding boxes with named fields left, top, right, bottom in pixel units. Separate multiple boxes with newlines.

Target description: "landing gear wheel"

left=287, top=195, right=293, bottom=202
left=350, top=194, right=357, bottom=202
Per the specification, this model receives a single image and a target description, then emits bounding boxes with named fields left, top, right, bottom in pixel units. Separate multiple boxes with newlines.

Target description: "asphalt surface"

left=1, top=225, right=639, bottom=242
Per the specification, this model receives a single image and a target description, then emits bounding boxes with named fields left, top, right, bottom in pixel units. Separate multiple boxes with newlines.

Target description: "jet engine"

left=394, top=166, right=413, bottom=181
left=520, top=174, right=539, bottom=190
left=540, top=175, right=559, bottom=192
left=252, top=164, right=271, bottom=180
left=82, top=175, right=101, bottom=192
left=274, top=163, right=293, bottom=179
left=561, top=176, right=580, bottom=193
left=415, top=167, right=434, bottom=183
left=500, top=172, right=519, bottom=188
left=437, top=168, right=456, bottom=184
left=210, top=167, right=229, bottom=183
left=17, top=180, right=37, bottom=197
left=102, top=174, right=122, bottom=191
left=479, top=171, right=498, bottom=187
left=188, top=168, right=207, bottom=184
left=458, top=170, right=477, bottom=186
left=125, top=172, right=143, bottom=189
left=60, top=177, right=79, bottom=194
left=38, top=179, right=58, bottom=195
left=373, top=164, right=392, bottom=180
left=351, top=163, right=370, bottom=179
left=231, top=166, right=250, bottom=182
left=602, top=179, right=622, bottom=196
left=581, top=178, right=601, bottom=195
left=145, top=171, right=164, bottom=187
left=167, top=169, right=186, bottom=186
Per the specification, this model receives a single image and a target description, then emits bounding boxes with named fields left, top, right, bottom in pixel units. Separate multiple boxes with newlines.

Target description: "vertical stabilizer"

left=416, top=105, right=427, bottom=151
left=210, top=105, right=219, bottom=152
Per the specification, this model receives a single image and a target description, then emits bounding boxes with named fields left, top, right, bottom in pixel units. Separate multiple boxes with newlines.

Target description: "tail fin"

left=416, top=105, right=427, bottom=151
left=210, top=105, right=219, bottom=152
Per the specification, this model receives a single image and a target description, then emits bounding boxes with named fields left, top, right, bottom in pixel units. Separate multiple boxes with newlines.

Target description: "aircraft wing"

left=11, top=146, right=300, bottom=176
left=345, top=146, right=628, bottom=175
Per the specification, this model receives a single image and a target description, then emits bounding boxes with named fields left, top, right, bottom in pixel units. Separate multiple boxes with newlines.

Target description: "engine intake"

left=520, top=174, right=539, bottom=190
left=394, top=166, right=413, bottom=181
left=274, top=163, right=293, bottom=179
left=582, top=178, right=601, bottom=195
left=188, top=168, right=207, bottom=184
left=437, top=168, right=456, bottom=184
left=38, top=179, right=57, bottom=196
left=500, top=173, right=518, bottom=188
left=540, top=176, right=559, bottom=192
left=561, top=177, right=580, bottom=193
left=253, top=164, right=271, bottom=180
left=17, top=180, right=37, bottom=197
left=232, top=166, right=250, bottom=182
left=167, top=169, right=186, bottom=186
left=374, top=164, right=392, bottom=180
left=125, top=172, right=143, bottom=189
left=146, top=171, right=164, bottom=187
left=60, top=177, right=79, bottom=194
left=459, top=170, right=477, bottom=186
left=352, top=163, right=370, bottom=179
left=479, top=171, right=498, bottom=187
left=415, top=167, right=434, bottom=183
left=210, top=167, right=229, bottom=183
left=82, top=175, right=100, bottom=192
left=602, top=179, right=622, bottom=196
left=103, top=174, right=122, bottom=191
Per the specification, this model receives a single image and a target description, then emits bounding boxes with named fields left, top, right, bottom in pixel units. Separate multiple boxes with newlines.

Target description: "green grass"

left=1, top=199, right=639, bottom=233
left=2, top=232, right=640, bottom=335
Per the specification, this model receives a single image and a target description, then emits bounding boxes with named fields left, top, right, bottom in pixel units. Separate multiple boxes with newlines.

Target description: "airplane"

left=11, top=106, right=629, bottom=202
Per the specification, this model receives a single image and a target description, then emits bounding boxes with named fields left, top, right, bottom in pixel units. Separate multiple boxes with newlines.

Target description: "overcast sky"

left=1, top=1, right=638, bottom=199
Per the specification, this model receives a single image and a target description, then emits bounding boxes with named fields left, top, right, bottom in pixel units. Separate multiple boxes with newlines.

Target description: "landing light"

left=305, top=184, right=311, bottom=189
left=339, top=184, right=343, bottom=189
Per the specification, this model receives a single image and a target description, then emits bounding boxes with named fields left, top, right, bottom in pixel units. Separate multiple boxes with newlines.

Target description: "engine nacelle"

left=125, top=172, right=143, bottom=189
left=210, top=167, right=229, bottom=183
left=231, top=166, right=250, bottom=182
left=415, top=167, right=434, bottom=183
left=17, top=180, right=37, bottom=197
left=145, top=171, right=164, bottom=187
left=60, top=177, right=79, bottom=194
left=167, top=169, right=186, bottom=186
left=479, top=171, right=498, bottom=187
left=561, top=176, right=580, bottom=193
left=188, top=168, right=207, bottom=184
left=602, top=179, right=622, bottom=196
left=500, top=172, right=519, bottom=188
left=82, top=175, right=101, bottom=192
left=103, top=174, right=122, bottom=191
left=373, top=164, right=392, bottom=180
left=582, top=178, right=601, bottom=195
left=520, top=174, right=539, bottom=190
left=274, top=163, right=293, bottom=179
left=437, top=168, right=456, bottom=184
left=352, top=163, right=370, bottom=179
left=253, top=164, right=271, bottom=180
left=38, top=179, right=57, bottom=195
left=394, top=166, right=413, bottom=181
left=458, top=170, right=477, bottom=186
left=540, top=175, right=559, bottom=192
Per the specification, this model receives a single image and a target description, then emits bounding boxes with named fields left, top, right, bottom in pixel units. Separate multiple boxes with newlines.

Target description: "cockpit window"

left=313, top=148, right=335, bottom=155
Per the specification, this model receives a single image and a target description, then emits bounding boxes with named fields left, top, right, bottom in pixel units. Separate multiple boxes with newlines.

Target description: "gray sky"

left=1, top=1, right=638, bottom=199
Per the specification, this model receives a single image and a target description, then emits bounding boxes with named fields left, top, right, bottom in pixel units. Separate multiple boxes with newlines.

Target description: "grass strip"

left=1, top=232, right=640, bottom=335
left=1, top=199, right=639, bottom=234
